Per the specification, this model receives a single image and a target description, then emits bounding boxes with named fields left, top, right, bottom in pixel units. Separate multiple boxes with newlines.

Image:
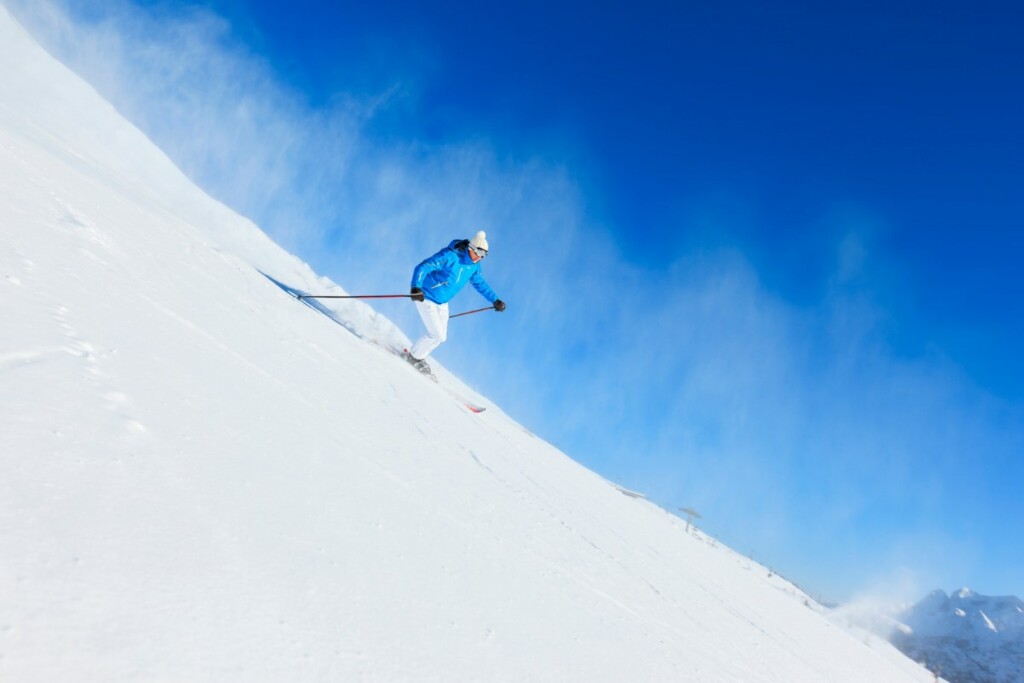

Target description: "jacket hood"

left=449, top=239, right=473, bottom=264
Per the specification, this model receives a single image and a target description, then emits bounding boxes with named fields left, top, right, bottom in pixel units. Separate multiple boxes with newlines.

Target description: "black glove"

left=493, top=299, right=506, bottom=312
left=410, top=287, right=425, bottom=302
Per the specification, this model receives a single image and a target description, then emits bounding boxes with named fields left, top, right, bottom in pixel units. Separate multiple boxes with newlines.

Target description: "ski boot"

left=401, top=349, right=432, bottom=375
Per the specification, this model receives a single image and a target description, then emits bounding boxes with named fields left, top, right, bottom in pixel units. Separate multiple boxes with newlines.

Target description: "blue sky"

left=10, top=0, right=1023, bottom=603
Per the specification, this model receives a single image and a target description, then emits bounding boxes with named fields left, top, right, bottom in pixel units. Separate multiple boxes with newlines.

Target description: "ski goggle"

left=469, top=245, right=488, bottom=258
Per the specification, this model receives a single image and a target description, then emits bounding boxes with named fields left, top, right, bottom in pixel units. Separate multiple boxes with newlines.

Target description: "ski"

left=396, top=348, right=487, bottom=413
left=359, top=344, right=483, bottom=414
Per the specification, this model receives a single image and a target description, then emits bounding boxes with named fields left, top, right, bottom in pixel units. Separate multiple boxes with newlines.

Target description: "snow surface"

left=1, top=7, right=937, bottom=681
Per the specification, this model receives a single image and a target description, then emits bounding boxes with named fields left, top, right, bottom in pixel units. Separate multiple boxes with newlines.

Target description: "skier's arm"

left=470, top=270, right=498, bottom=304
left=411, top=248, right=454, bottom=289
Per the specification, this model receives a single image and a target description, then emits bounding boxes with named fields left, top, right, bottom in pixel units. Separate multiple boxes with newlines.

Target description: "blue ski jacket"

left=411, top=239, right=499, bottom=305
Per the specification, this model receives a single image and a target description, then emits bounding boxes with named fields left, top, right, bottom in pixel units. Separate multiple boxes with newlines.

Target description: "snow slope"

left=1, top=7, right=935, bottom=681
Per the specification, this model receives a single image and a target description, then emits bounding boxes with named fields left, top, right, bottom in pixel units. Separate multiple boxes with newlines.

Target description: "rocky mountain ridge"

left=889, top=589, right=1024, bottom=683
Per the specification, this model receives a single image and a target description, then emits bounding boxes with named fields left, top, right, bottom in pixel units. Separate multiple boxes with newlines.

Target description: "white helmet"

left=469, top=230, right=489, bottom=254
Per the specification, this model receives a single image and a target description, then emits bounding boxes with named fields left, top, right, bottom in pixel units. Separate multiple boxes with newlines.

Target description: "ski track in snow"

left=0, top=347, right=63, bottom=371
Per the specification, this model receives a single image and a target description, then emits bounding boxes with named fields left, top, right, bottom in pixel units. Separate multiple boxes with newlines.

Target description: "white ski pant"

left=410, top=299, right=449, bottom=360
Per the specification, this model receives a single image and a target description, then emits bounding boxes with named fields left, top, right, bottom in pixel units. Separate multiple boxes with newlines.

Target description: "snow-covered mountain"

left=890, top=589, right=1024, bottom=683
left=0, top=6, right=938, bottom=681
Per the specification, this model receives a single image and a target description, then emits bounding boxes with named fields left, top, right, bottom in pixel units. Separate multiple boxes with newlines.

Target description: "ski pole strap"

left=297, top=294, right=413, bottom=300
left=450, top=306, right=495, bottom=319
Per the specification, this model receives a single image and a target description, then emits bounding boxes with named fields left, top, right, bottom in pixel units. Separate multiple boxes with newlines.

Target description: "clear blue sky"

left=14, top=0, right=1023, bottom=602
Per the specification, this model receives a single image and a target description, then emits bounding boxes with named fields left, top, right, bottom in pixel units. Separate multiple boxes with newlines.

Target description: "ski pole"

left=450, top=306, right=496, bottom=319
left=297, top=293, right=413, bottom=300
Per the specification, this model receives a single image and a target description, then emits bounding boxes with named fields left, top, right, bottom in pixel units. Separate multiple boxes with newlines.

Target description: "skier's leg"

left=410, top=300, right=449, bottom=359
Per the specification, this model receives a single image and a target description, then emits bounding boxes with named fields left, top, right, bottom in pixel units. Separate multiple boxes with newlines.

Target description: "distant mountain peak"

left=888, top=588, right=1024, bottom=683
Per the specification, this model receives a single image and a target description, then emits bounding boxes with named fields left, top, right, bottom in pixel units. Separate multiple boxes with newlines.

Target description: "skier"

left=403, top=231, right=505, bottom=374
